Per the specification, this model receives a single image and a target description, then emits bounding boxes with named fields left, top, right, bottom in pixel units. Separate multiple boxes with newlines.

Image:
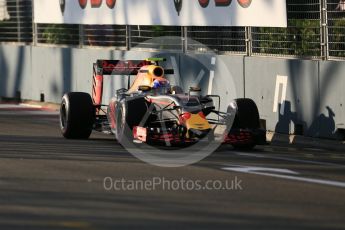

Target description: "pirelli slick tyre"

left=232, top=98, right=260, bottom=129
left=115, top=97, right=149, bottom=145
left=231, top=98, right=260, bottom=150
left=60, top=92, right=95, bottom=139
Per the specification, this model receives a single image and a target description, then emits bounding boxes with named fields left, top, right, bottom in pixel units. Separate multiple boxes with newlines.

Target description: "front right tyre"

left=230, top=98, right=261, bottom=150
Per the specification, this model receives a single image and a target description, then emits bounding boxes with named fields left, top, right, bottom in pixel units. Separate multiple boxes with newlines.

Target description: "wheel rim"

left=60, top=103, right=67, bottom=129
left=116, top=106, right=124, bottom=137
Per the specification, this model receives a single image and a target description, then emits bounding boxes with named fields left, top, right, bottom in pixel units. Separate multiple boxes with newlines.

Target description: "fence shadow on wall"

left=272, top=102, right=337, bottom=142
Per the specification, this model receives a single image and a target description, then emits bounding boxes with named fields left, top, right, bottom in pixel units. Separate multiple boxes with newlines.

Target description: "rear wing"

left=94, top=60, right=151, bottom=75
left=92, top=58, right=174, bottom=109
left=94, top=59, right=174, bottom=75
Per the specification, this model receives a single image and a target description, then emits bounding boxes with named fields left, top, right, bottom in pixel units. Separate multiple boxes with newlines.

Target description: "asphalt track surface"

left=0, top=104, right=344, bottom=230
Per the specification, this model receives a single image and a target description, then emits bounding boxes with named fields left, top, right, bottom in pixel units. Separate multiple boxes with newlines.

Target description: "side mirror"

left=189, top=86, right=201, bottom=92
left=138, top=85, right=152, bottom=92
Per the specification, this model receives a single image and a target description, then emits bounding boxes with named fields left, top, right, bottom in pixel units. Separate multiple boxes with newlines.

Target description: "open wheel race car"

left=59, top=58, right=266, bottom=149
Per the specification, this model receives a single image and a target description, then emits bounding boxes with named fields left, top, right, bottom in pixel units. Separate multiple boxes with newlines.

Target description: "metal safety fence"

left=327, top=0, right=345, bottom=58
left=1, top=0, right=345, bottom=60
left=0, top=0, right=32, bottom=43
left=252, top=0, right=322, bottom=58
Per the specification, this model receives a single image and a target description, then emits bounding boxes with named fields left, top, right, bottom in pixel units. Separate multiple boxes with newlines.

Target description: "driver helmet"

left=152, top=79, right=170, bottom=94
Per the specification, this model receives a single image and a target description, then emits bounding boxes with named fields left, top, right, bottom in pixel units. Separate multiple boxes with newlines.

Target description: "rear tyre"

left=60, top=92, right=95, bottom=139
left=115, top=97, right=149, bottom=145
left=231, top=98, right=260, bottom=150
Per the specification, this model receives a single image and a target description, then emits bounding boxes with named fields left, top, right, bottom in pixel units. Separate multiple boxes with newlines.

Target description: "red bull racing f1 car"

left=59, top=58, right=266, bottom=149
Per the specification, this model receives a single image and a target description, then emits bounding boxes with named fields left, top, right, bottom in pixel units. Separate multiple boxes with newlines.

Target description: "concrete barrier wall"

left=0, top=44, right=344, bottom=139
left=0, top=45, right=32, bottom=100
left=319, top=61, right=345, bottom=138
left=245, top=57, right=320, bottom=137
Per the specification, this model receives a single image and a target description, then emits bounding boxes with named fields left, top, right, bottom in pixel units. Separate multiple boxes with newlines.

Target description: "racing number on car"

left=78, top=0, right=116, bottom=9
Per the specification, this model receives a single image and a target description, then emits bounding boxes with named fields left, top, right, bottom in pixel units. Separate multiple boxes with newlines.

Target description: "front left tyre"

left=60, top=92, right=95, bottom=139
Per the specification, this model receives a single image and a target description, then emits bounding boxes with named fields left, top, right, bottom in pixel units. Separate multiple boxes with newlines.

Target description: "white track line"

left=235, top=152, right=345, bottom=168
left=223, top=165, right=345, bottom=188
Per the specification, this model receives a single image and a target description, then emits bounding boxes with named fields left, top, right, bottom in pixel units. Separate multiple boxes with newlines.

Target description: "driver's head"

left=152, top=79, right=170, bottom=94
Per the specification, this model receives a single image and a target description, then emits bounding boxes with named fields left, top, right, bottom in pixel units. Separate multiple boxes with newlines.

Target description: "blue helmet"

left=152, top=79, right=170, bottom=94
left=153, top=79, right=163, bottom=89
left=153, top=79, right=170, bottom=89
